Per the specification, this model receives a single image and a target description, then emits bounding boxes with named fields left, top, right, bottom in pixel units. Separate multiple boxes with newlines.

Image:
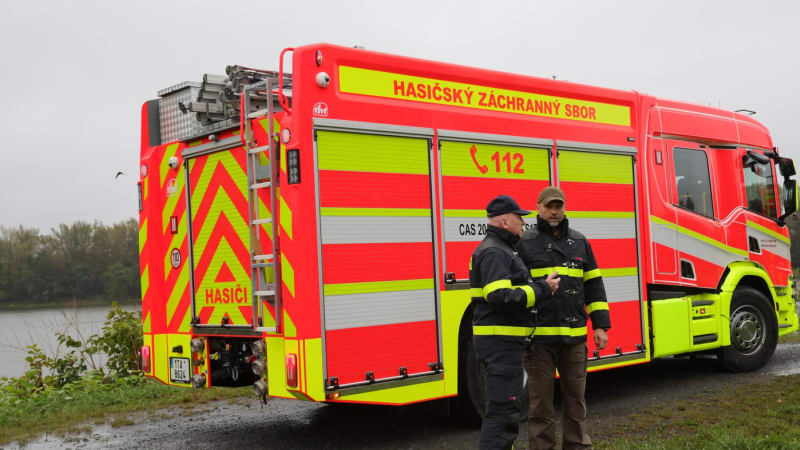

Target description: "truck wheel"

left=455, top=326, right=530, bottom=424
left=720, top=287, right=777, bottom=372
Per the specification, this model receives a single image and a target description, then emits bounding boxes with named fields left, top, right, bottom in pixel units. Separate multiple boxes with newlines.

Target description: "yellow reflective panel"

left=559, top=151, right=633, bottom=184
left=317, top=131, right=429, bottom=175
left=440, top=141, right=549, bottom=180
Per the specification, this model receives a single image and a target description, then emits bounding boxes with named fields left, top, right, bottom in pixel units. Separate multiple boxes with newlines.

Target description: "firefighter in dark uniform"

left=470, top=195, right=560, bottom=450
left=517, top=186, right=610, bottom=450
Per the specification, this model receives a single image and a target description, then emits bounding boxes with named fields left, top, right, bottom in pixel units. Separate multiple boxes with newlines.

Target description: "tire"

left=720, top=287, right=778, bottom=372
left=454, top=321, right=530, bottom=425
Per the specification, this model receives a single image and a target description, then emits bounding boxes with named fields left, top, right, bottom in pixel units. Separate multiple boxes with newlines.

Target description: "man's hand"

left=545, top=271, right=560, bottom=294
left=593, top=328, right=608, bottom=350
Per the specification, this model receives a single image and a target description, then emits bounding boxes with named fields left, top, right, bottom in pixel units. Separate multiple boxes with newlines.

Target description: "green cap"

left=537, top=186, right=566, bottom=205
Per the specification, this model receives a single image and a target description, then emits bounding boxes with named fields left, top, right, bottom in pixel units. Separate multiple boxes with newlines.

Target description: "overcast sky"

left=1, top=0, right=798, bottom=232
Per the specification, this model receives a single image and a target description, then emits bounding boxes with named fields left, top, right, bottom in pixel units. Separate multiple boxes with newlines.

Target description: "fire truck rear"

left=138, top=44, right=799, bottom=417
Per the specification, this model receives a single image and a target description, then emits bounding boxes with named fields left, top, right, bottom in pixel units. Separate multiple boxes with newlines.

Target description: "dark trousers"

left=476, top=339, right=525, bottom=450
left=525, top=342, right=590, bottom=450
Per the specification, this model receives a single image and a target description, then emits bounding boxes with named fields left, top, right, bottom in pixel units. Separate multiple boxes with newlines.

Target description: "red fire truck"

left=138, top=43, right=799, bottom=417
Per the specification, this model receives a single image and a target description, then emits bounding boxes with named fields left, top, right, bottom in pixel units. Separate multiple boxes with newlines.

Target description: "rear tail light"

left=141, top=345, right=151, bottom=373
left=286, top=353, right=298, bottom=388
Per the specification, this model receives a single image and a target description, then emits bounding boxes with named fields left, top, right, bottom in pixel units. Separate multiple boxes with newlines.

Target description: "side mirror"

left=746, top=150, right=770, bottom=165
left=777, top=178, right=798, bottom=227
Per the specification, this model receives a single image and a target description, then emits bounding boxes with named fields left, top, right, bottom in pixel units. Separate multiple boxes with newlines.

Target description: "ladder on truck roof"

left=242, top=78, right=283, bottom=334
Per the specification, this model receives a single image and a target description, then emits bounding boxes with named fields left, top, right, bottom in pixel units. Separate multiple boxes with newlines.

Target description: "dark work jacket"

left=469, top=225, right=551, bottom=352
left=516, top=216, right=611, bottom=345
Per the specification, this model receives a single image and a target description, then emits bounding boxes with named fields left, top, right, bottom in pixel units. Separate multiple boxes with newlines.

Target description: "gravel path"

left=10, top=342, right=800, bottom=449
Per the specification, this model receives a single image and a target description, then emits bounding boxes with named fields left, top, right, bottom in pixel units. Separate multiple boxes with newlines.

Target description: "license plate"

left=170, top=357, right=191, bottom=383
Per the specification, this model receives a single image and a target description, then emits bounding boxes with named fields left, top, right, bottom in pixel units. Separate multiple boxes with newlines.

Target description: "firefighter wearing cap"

left=469, top=194, right=560, bottom=450
left=517, top=186, right=610, bottom=450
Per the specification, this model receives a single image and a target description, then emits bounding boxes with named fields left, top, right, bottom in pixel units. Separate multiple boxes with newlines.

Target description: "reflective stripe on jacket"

left=469, top=225, right=551, bottom=339
left=516, top=216, right=611, bottom=345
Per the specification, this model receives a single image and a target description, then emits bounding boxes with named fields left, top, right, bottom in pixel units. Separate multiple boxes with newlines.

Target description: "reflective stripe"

left=325, top=289, right=436, bottom=330
left=747, top=223, right=791, bottom=260
left=651, top=219, right=741, bottom=267
left=517, top=285, right=535, bottom=307
left=321, top=207, right=431, bottom=217
left=747, top=220, right=790, bottom=245
left=586, top=302, right=609, bottom=314
left=470, top=287, right=483, bottom=298
left=568, top=211, right=634, bottom=219
left=531, top=267, right=583, bottom=278
left=533, top=326, right=588, bottom=337
left=444, top=209, right=489, bottom=218
left=651, top=215, right=748, bottom=259
left=601, top=267, right=638, bottom=277
left=568, top=217, right=636, bottom=240
left=324, top=278, right=433, bottom=296
left=483, top=279, right=512, bottom=298
left=604, top=276, right=640, bottom=303
left=473, top=325, right=535, bottom=336
left=583, top=269, right=601, bottom=281
left=321, top=216, right=432, bottom=244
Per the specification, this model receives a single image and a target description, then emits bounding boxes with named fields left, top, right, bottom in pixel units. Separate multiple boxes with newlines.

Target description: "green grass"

left=0, top=379, right=251, bottom=445
left=594, top=374, right=800, bottom=449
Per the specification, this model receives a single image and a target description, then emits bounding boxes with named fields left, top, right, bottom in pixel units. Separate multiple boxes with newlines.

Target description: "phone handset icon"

left=470, top=145, right=488, bottom=174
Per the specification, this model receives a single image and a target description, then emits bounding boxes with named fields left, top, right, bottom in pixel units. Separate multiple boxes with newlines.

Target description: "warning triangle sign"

left=214, top=262, right=236, bottom=283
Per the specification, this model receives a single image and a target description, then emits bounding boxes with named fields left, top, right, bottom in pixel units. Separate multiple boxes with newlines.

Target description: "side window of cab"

left=673, top=147, right=714, bottom=218
left=742, top=153, right=777, bottom=219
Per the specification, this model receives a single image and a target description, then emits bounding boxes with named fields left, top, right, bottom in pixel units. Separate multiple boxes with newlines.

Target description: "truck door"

left=315, top=128, right=441, bottom=389
left=555, top=143, right=644, bottom=360
left=741, top=149, right=792, bottom=284
left=183, top=138, right=255, bottom=328
left=670, top=142, right=729, bottom=288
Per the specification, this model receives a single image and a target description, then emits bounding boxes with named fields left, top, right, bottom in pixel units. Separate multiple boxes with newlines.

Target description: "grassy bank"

left=594, top=373, right=800, bottom=449
left=0, top=378, right=251, bottom=445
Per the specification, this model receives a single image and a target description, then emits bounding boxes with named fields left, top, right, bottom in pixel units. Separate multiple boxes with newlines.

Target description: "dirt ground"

left=10, top=342, right=800, bottom=449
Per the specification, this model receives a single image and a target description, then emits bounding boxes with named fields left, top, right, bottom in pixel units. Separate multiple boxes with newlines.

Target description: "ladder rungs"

left=248, top=145, right=271, bottom=155
left=255, top=326, right=277, bottom=333
left=247, top=109, right=268, bottom=119
left=252, top=262, right=274, bottom=268
left=253, top=254, right=274, bottom=261
left=252, top=218, right=272, bottom=225
left=255, top=290, right=276, bottom=296
left=251, top=181, right=272, bottom=190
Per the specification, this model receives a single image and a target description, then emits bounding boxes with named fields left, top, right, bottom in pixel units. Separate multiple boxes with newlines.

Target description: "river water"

left=0, top=305, right=135, bottom=379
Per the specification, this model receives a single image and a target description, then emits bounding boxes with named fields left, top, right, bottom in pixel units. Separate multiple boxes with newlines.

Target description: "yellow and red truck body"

left=138, top=44, right=798, bottom=409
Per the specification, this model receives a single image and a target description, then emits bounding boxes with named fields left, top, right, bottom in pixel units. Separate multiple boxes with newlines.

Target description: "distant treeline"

left=1, top=214, right=799, bottom=305
left=0, top=219, right=139, bottom=304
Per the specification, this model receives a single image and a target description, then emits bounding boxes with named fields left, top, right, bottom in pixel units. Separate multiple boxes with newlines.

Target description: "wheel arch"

left=718, top=261, right=778, bottom=346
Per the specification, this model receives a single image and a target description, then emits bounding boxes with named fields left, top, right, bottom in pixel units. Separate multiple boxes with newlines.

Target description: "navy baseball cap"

left=486, top=195, right=532, bottom=217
